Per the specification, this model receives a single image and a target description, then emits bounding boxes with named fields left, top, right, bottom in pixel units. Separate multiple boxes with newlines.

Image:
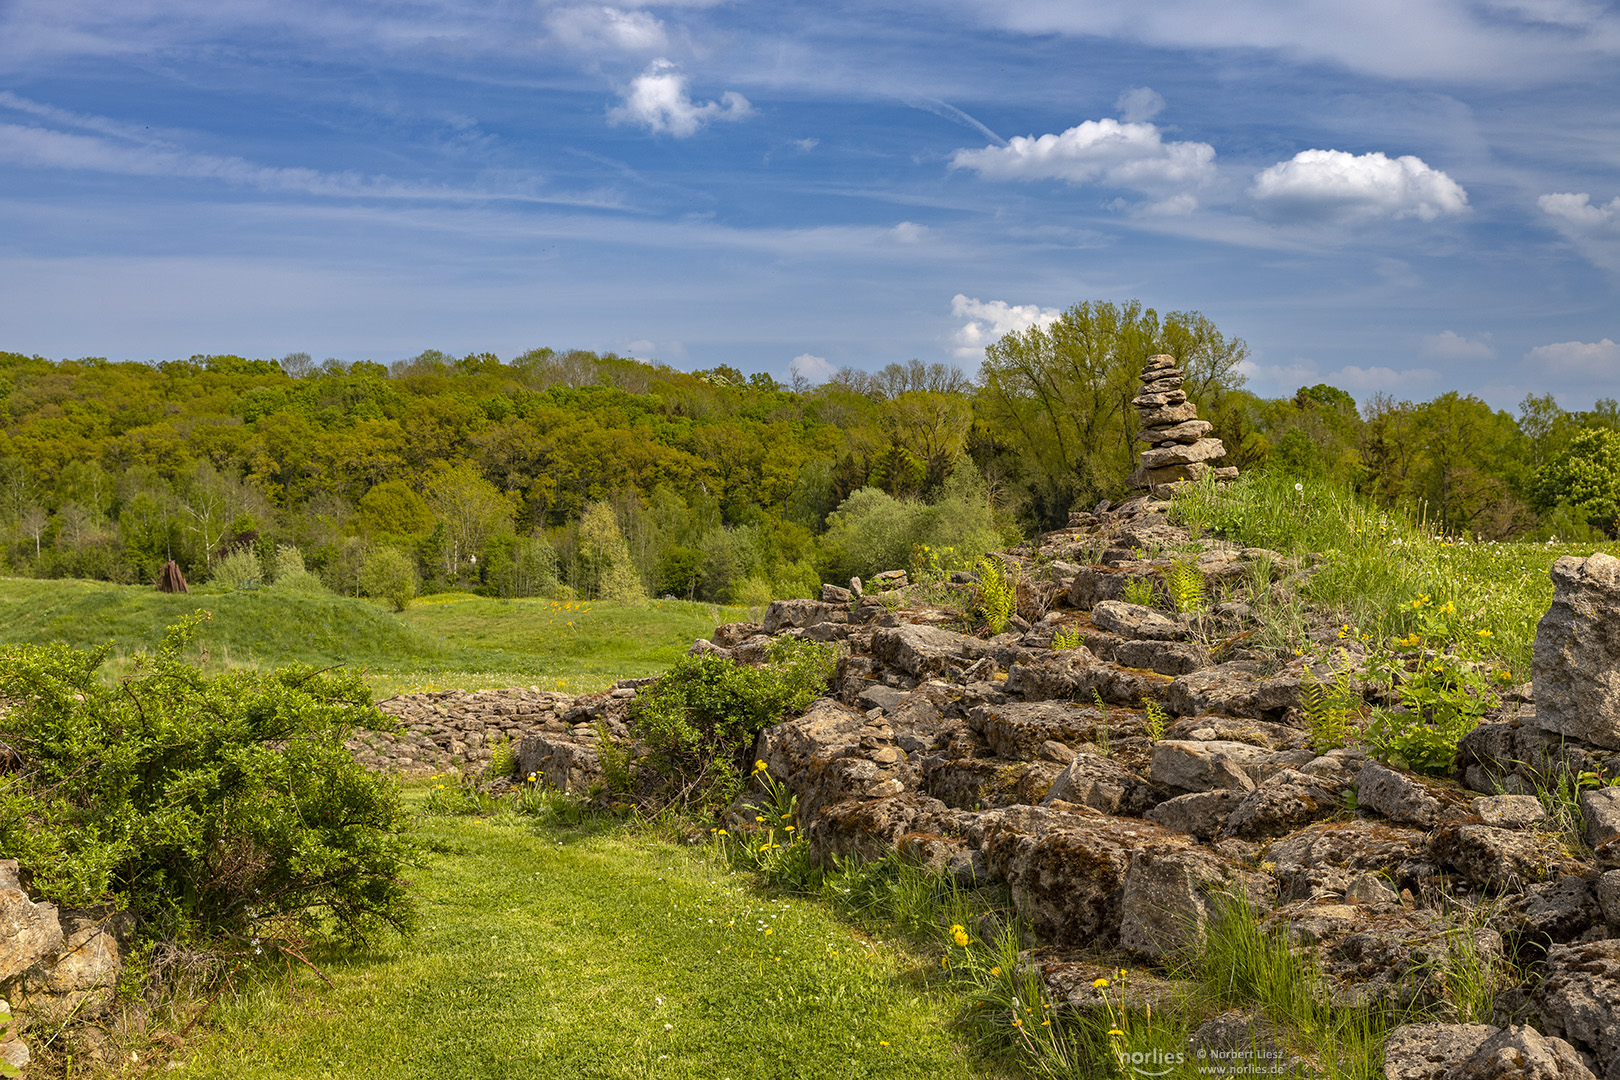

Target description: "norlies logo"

left=1116, top=1047, right=1186, bottom=1076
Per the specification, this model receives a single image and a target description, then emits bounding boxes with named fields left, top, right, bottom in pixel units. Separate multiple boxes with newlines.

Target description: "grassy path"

left=175, top=816, right=994, bottom=1080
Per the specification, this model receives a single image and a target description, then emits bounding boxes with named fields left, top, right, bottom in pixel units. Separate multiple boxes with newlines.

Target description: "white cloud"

left=1421, top=330, right=1496, bottom=360
left=608, top=58, right=752, bottom=137
left=952, top=119, right=1215, bottom=211
left=793, top=137, right=818, bottom=152
left=789, top=353, right=837, bottom=384
left=1114, top=87, right=1165, bottom=123
left=1250, top=150, right=1468, bottom=222
left=950, top=293, right=1060, bottom=358
left=1539, top=192, right=1620, bottom=231
left=1525, top=338, right=1620, bottom=377
left=891, top=221, right=928, bottom=243
left=545, top=6, right=668, bottom=53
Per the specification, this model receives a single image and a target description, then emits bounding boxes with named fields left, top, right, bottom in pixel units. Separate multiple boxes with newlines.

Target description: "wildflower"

left=989, top=966, right=1001, bottom=977
left=755, top=816, right=765, bottom=822
left=1294, top=482, right=1303, bottom=493
left=952, top=928, right=969, bottom=946
left=663, top=1024, right=673, bottom=1032
left=1108, top=1028, right=1124, bottom=1037
left=754, top=759, right=768, bottom=773
left=1477, top=629, right=1493, bottom=638
left=1093, top=977, right=1110, bottom=989
left=717, top=829, right=728, bottom=836
left=879, top=1041, right=889, bottom=1047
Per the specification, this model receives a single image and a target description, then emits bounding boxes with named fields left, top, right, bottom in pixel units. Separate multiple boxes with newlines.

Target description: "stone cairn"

left=1125, top=353, right=1238, bottom=499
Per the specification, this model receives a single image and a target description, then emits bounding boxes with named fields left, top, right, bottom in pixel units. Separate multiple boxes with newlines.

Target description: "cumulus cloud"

left=1114, top=87, right=1165, bottom=123
left=1539, top=192, right=1620, bottom=231
left=1250, top=150, right=1468, bottom=222
left=950, top=294, right=1060, bottom=358
left=790, top=353, right=837, bottom=384
left=545, top=6, right=668, bottom=53
left=1525, top=338, right=1620, bottom=377
left=891, top=221, right=928, bottom=243
left=950, top=118, right=1215, bottom=209
left=1421, top=330, right=1496, bottom=360
left=608, top=58, right=751, bottom=137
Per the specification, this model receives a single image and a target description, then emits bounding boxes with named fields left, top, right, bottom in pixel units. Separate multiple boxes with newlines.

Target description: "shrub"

left=0, top=614, right=418, bottom=944
left=210, top=547, right=263, bottom=590
left=631, top=638, right=837, bottom=807
left=360, top=545, right=418, bottom=611
left=268, top=544, right=328, bottom=594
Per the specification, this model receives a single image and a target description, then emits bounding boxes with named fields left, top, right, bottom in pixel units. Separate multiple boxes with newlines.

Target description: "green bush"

left=631, top=639, right=837, bottom=807
left=268, top=544, right=329, bottom=594
left=0, top=614, right=418, bottom=944
left=360, top=545, right=419, bottom=611
left=210, top=547, right=264, bottom=590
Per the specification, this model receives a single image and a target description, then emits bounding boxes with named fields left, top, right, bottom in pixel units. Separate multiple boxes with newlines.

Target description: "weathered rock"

left=1118, top=847, right=1269, bottom=960
left=1599, top=870, right=1620, bottom=927
left=1040, top=752, right=1158, bottom=816
left=1137, top=419, right=1212, bottom=445
left=514, top=734, right=602, bottom=794
left=872, top=624, right=978, bottom=680
left=1004, top=650, right=1171, bottom=707
left=1166, top=662, right=1265, bottom=718
left=971, top=701, right=1118, bottom=760
left=821, top=584, right=853, bottom=604
left=1126, top=460, right=1215, bottom=490
left=1268, top=820, right=1429, bottom=903
left=1136, top=401, right=1200, bottom=428
left=1495, top=876, right=1603, bottom=945
left=980, top=810, right=1192, bottom=947
left=1475, top=795, right=1549, bottom=829
left=921, top=757, right=1063, bottom=810
left=1220, top=768, right=1345, bottom=840
left=1068, top=565, right=1150, bottom=609
left=1448, top=1025, right=1597, bottom=1080
left=1383, top=1024, right=1498, bottom=1080
left=804, top=794, right=949, bottom=865
left=712, top=621, right=765, bottom=646
left=1089, top=600, right=1184, bottom=641
left=12, top=909, right=128, bottom=1023
left=1430, top=822, right=1564, bottom=892
left=884, top=686, right=957, bottom=754
left=1138, top=437, right=1228, bottom=470
left=1534, top=553, right=1620, bottom=749
left=1131, top=388, right=1188, bottom=408
left=1111, top=639, right=1210, bottom=676
left=1357, top=762, right=1471, bottom=829
left=1151, top=739, right=1266, bottom=793
left=1583, top=787, right=1620, bottom=849
left=754, top=697, right=872, bottom=824
left=0, top=861, right=62, bottom=984
left=1537, top=938, right=1620, bottom=1076
left=1143, top=789, right=1247, bottom=840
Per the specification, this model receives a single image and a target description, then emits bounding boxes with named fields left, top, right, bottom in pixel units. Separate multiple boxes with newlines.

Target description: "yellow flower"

left=989, top=966, right=1001, bottom=976
left=1093, top=977, right=1110, bottom=989
left=763, top=927, right=772, bottom=935
left=754, top=759, right=768, bottom=772
left=879, top=1041, right=889, bottom=1047
left=717, top=829, right=728, bottom=836
left=755, top=816, right=765, bottom=822
left=1108, top=1028, right=1124, bottom=1037
left=784, top=825, right=795, bottom=833
left=952, top=929, right=969, bottom=946
left=1477, top=629, right=1493, bottom=638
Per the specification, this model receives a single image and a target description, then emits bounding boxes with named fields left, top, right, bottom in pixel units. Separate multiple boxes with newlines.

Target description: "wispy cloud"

left=1539, top=192, right=1620, bottom=270
left=1421, top=330, right=1496, bottom=360
left=608, top=58, right=752, bottom=136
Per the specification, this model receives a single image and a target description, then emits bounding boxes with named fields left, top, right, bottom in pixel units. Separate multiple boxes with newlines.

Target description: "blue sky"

left=2, top=0, right=1618, bottom=410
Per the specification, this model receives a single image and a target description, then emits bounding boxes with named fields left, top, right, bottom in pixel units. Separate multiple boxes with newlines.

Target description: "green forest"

left=3, top=299, right=1618, bottom=607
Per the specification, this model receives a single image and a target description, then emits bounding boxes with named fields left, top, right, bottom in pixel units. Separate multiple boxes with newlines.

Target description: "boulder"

left=1111, top=639, right=1210, bottom=676
left=1089, top=600, right=1184, bottom=641
left=514, top=733, right=602, bottom=794
left=1143, top=789, right=1248, bottom=840
left=1118, top=847, right=1270, bottom=960
left=1494, top=876, right=1603, bottom=945
left=1429, top=822, right=1563, bottom=892
left=12, top=909, right=129, bottom=1023
left=804, top=793, right=949, bottom=866
left=1474, top=795, right=1548, bottom=829
left=970, top=700, right=1118, bottom=760
left=980, top=810, right=1192, bottom=947
left=754, top=698, right=871, bottom=823
left=1534, top=553, right=1620, bottom=749
left=1537, top=938, right=1620, bottom=1076
left=1583, top=787, right=1620, bottom=849
left=1448, top=1025, right=1597, bottom=1080
left=1137, top=419, right=1212, bottom=445
left=1382, top=1025, right=1499, bottom=1080
left=1150, top=739, right=1267, bottom=793
left=1004, top=650, right=1171, bottom=707
left=1040, top=752, right=1158, bottom=816
left=0, top=860, right=62, bottom=984
left=871, top=624, right=977, bottom=680
left=1267, top=820, right=1429, bottom=903
left=1166, top=663, right=1265, bottom=718
left=920, top=757, right=1063, bottom=810
left=1136, top=401, right=1200, bottom=428
left=1357, top=762, right=1472, bottom=829
left=1220, top=768, right=1346, bottom=840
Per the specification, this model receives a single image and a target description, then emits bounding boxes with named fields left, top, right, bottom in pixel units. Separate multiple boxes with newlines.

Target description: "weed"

left=1050, top=626, right=1082, bottom=651
left=593, top=721, right=635, bottom=794
left=1143, top=701, right=1167, bottom=743
left=1302, top=660, right=1360, bottom=754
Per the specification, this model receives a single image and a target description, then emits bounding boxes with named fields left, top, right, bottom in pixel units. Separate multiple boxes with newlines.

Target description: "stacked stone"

left=1126, top=353, right=1238, bottom=498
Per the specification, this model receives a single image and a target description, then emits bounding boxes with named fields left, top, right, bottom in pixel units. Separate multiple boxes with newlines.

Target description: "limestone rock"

left=1143, top=789, right=1248, bottom=840
left=1474, top=795, right=1548, bottom=829
left=1111, top=639, right=1210, bottom=676
left=1151, top=739, right=1269, bottom=793
left=13, top=909, right=128, bottom=1023
left=1040, top=752, right=1158, bottom=816
left=1448, top=1025, right=1597, bottom=1080
left=1003, top=650, right=1171, bottom=707
left=1166, top=662, right=1264, bottom=718
left=1537, top=938, right=1620, bottom=1076
left=1268, top=820, right=1429, bottom=903
left=1582, top=787, right=1620, bottom=849
left=1220, top=768, right=1345, bottom=840
left=1357, top=762, right=1472, bottom=829
left=1534, top=553, right=1620, bottom=749
left=1136, top=401, right=1201, bottom=428
left=1089, top=600, right=1184, bottom=641
left=1138, top=437, right=1229, bottom=470
left=1494, top=876, right=1602, bottom=945
left=1383, top=1025, right=1498, bottom=1080
left=804, top=793, right=948, bottom=866
left=0, top=860, right=62, bottom=984
left=1131, top=389, right=1188, bottom=408
left=871, top=623, right=978, bottom=680
left=970, top=700, right=1117, bottom=760
left=1118, top=847, right=1269, bottom=960
left=1429, top=822, right=1561, bottom=892
left=1137, top=419, right=1212, bottom=444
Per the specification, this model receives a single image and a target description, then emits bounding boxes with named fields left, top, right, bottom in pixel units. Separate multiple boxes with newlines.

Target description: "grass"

left=1172, top=471, right=1620, bottom=679
left=161, top=806, right=997, bottom=1080
left=0, top=577, right=747, bottom=699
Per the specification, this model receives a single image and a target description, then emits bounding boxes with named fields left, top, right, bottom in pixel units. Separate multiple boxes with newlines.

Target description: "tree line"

left=1, top=301, right=1614, bottom=605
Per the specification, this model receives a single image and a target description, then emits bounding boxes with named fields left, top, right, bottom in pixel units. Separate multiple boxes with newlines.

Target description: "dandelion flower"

left=952, top=929, right=969, bottom=946
left=989, top=966, right=1001, bottom=977
left=1093, top=977, right=1110, bottom=989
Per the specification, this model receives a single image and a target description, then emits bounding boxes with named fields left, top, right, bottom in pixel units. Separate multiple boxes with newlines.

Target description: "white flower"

left=1294, top=482, right=1304, bottom=493
left=663, top=1023, right=673, bottom=1031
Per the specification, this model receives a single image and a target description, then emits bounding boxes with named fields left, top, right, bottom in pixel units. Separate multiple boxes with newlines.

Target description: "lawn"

left=171, top=810, right=996, bottom=1080
left=0, top=578, right=748, bottom=699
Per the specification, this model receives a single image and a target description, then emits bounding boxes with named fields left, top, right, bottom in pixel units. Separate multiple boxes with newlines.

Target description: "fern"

left=1143, top=701, right=1168, bottom=743
left=1121, top=576, right=1157, bottom=607
left=974, top=557, right=1018, bottom=634
left=1051, top=626, right=1082, bottom=651
left=1165, top=559, right=1205, bottom=614
left=1301, top=664, right=1356, bottom=754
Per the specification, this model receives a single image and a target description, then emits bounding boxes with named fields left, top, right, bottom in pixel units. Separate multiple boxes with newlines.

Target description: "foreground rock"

left=1535, top=552, right=1620, bottom=749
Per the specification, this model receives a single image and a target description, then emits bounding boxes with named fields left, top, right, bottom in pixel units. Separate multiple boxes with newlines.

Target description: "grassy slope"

left=0, top=578, right=745, bottom=699
left=176, top=814, right=993, bottom=1080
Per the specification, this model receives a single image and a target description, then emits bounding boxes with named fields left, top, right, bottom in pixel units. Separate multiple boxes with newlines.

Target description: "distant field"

left=0, top=578, right=747, bottom=699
